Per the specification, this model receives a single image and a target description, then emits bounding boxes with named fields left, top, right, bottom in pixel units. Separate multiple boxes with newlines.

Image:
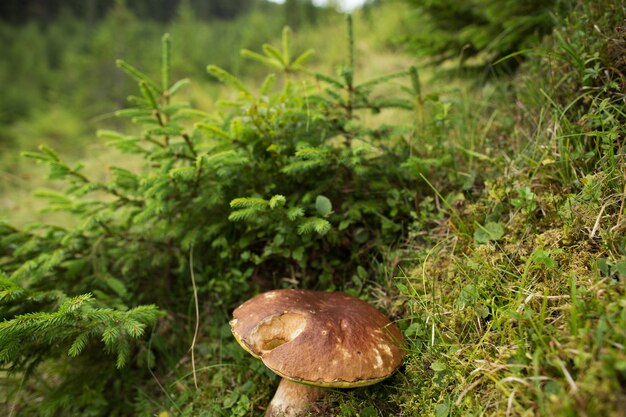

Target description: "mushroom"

left=229, top=289, right=406, bottom=416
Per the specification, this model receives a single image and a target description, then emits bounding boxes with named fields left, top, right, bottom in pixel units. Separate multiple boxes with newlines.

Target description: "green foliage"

left=0, top=290, right=160, bottom=370
left=0, top=20, right=427, bottom=415
left=389, top=1, right=626, bottom=416
left=0, top=0, right=286, bottom=134
left=402, top=0, right=559, bottom=70
left=473, top=221, right=504, bottom=243
left=241, top=26, right=315, bottom=79
left=3, top=1, right=624, bottom=415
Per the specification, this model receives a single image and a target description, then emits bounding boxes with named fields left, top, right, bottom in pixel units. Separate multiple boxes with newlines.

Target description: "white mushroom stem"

left=265, top=378, right=323, bottom=417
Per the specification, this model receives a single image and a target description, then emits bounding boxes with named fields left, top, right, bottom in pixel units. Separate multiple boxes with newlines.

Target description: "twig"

left=455, top=377, right=483, bottom=406
left=147, top=323, right=182, bottom=413
left=144, top=136, right=167, bottom=148
left=182, top=133, right=197, bottom=158
left=8, top=373, right=27, bottom=417
left=189, top=247, right=200, bottom=389
left=556, top=359, right=578, bottom=393
left=506, top=388, right=516, bottom=417
left=430, top=321, right=435, bottom=346
left=589, top=202, right=608, bottom=239
left=517, top=292, right=570, bottom=313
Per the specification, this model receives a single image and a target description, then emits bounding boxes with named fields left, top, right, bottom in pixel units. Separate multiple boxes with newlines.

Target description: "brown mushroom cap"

left=230, top=289, right=406, bottom=388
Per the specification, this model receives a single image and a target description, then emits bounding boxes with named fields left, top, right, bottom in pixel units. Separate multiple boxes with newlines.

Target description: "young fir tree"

left=1, top=19, right=453, bottom=415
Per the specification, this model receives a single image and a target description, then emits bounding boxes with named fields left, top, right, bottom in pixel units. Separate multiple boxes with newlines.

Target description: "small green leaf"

left=435, top=402, right=450, bottom=417
left=456, top=284, right=479, bottom=308
left=474, top=222, right=504, bottom=244
left=292, top=246, right=305, bottom=262
left=404, top=322, right=421, bottom=338
left=356, top=265, right=368, bottom=279
left=315, top=195, right=333, bottom=217
left=531, top=248, right=561, bottom=269
left=431, top=360, right=446, bottom=372
left=396, top=283, right=408, bottom=294
left=597, top=258, right=610, bottom=276
left=223, top=392, right=239, bottom=408
left=353, top=228, right=369, bottom=244
left=360, top=406, right=378, bottom=417
left=615, top=360, right=626, bottom=371
left=612, top=260, right=626, bottom=276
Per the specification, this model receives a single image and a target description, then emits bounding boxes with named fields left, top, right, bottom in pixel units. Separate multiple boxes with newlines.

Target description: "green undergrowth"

left=1, top=11, right=440, bottom=416
left=152, top=1, right=626, bottom=415
left=379, top=1, right=626, bottom=416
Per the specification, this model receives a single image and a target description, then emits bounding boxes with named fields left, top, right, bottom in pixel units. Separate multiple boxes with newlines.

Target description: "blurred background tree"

left=0, top=0, right=259, bottom=23
left=401, top=0, right=560, bottom=71
left=0, top=0, right=328, bottom=169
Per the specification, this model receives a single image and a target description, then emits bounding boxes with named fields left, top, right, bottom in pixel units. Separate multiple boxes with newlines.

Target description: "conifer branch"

left=182, top=133, right=197, bottom=158
left=144, top=135, right=167, bottom=148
